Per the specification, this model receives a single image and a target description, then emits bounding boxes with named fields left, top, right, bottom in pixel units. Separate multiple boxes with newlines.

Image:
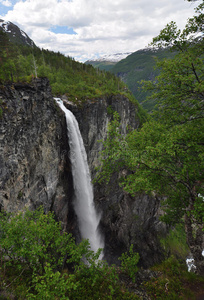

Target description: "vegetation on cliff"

left=111, top=48, right=176, bottom=111
left=97, top=0, right=204, bottom=275
left=0, top=30, right=137, bottom=106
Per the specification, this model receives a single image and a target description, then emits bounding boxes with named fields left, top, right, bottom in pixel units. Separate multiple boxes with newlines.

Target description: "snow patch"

left=0, top=20, right=11, bottom=32
left=20, top=29, right=27, bottom=39
left=89, top=52, right=133, bottom=63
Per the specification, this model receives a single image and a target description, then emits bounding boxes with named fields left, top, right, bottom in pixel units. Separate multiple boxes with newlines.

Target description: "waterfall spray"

left=55, top=98, right=104, bottom=256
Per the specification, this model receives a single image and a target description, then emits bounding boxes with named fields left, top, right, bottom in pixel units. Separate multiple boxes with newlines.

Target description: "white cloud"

left=1, top=0, right=12, bottom=7
left=0, top=0, right=198, bottom=61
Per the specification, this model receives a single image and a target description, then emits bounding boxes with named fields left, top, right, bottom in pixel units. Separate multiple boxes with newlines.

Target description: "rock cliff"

left=0, top=78, right=165, bottom=268
left=0, top=78, right=74, bottom=230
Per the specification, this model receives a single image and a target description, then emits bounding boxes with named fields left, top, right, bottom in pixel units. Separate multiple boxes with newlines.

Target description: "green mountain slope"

left=87, top=48, right=175, bottom=111
left=85, top=60, right=117, bottom=71
left=0, top=30, right=136, bottom=107
left=111, top=48, right=175, bottom=111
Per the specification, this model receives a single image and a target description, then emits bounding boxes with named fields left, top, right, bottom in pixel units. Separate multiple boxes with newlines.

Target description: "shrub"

left=0, top=207, right=88, bottom=275
left=27, top=263, right=78, bottom=300
left=118, top=244, right=140, bottom=282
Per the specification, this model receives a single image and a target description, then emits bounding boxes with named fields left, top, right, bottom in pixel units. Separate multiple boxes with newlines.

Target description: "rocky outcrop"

left=0, top=79, right=165, bottom=268
left=0, top=78, right=74, bottom=230
left=0, top=19, right=35, bottom=47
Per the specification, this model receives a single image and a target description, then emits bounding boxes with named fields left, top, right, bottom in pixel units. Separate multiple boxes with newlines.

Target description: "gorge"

left=0, top=78, right=166, bottom=268
left=55, top=98, right=104, bottom=256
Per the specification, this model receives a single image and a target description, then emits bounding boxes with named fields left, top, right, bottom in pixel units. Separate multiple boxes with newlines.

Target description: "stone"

left=0, top=78, right=74, bottom=231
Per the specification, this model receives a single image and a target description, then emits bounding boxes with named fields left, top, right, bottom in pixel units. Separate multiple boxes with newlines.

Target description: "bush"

left=0, top=208, right=141, bottom=299
left=27, top=263, right=78, bottom=300
left=118, top=244, right=140, bottom=282
left=0, top=207, right=88, bottom=275
left=160, top=224, right=189, bottom=259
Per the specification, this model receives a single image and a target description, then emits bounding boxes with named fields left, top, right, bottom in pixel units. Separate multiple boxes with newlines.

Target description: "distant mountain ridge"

left=87, top=52, right=133, bottom=63
left=0, top=19, right=35, bottom=47
left=85, top=52, right=133, bottom=71
left=87, top=47, right=174, bottom=111
left=111, top=48, right=175, bottom=111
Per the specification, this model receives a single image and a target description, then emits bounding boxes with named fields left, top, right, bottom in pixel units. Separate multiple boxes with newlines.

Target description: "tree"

left=0, top=207, right=89, bottom=275
left=0, top=31, right=17, bottom=82
left=97, top=1, right=204, bottom=275
left=0, top=207, right=139, bottom=299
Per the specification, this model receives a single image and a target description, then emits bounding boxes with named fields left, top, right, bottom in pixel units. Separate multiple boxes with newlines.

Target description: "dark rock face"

left=65, top=94, right=138, bottom=176
left=65, top=95, right=165, bottom=267
left=0, top=79, right=165, bottom=268
left=0, top=78, right=74, bottom=230
left=95, top=180, right=166, bottom=267
left=0, top=19, right=35, bottom=46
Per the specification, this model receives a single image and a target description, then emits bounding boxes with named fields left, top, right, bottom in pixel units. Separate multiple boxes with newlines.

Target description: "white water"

left=186, top=250, right=204, bottom=272
left=55, top=99, right=104, bottom=256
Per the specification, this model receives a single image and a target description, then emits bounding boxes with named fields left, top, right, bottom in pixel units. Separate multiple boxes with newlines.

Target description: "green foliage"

left=0, top=207, right=202, bottom=299
left=0, top=207, right=87, bottom=275
left=118, top=244, right=140, bottom=282
left=85, top=61, right=117, bottom=72
left=72, top=254, right=119, bottom=299
left=107, top=105, right=115, bottom=115
left=143, top=256, right=204, bottom=300
left=87, top=1, right=203, bottom=113
left=0, top=38, right=131, bottom=104
left=160, top=224, right=189, bottom=259
left=111, top=48, right=175, bottom=112
left=97, top=0, right=204, bottom=274
left=0, top=207, right=140, bottom=299
left=86, top=48, right=174, bottom=111
left=68, top=246, right=140, bottom=299
left=27, top=263, right=77, bottom=300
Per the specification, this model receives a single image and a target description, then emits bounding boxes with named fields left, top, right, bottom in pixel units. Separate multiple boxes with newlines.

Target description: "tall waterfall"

left=55, top=99, right=104, bottom=256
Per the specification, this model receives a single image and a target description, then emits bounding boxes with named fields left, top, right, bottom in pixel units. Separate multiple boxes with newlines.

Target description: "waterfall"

left=55, top=99, right=104, bottom=256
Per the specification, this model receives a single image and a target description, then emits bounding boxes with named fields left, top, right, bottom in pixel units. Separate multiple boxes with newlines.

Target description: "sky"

left=0, top=0, right=198, bottom=62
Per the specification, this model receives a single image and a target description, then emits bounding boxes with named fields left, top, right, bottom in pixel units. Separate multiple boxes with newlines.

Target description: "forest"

left=0, top=30, right=135, bottom=106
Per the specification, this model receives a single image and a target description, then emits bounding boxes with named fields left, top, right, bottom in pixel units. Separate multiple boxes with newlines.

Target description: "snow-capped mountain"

left=0, top=19, right=35, bottom=47
left=87, top=52, right=133, bottom=63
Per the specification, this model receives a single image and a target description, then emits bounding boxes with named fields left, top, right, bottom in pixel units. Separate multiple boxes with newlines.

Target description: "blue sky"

left=0, top=0, right=198, bottom=62
left=0, top=0, right=19, bottom=16
left=0, top=2, right=12, bottom=16
left=50, top=26, right=76, bottom=35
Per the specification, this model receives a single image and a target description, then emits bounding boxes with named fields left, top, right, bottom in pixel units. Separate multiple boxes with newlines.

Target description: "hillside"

left=0, top=19, right=35, bottom=47
left=0, top=23, right=140, bottom=108
left=87, top=48, right=175, bottom=111
left=111, top=48, right=176, bottom=111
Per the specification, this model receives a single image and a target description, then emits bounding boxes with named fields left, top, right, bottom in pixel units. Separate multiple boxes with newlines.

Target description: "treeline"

left=0, top=31, right=129, bottom=104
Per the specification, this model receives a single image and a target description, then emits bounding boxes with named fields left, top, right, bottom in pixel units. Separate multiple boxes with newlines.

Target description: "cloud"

left=1, top=0, right=12, bottom=7
left=1, top=0, right=197, bottom=61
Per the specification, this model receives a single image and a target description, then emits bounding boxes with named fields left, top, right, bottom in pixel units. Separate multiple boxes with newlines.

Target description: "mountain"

left=0, top=20, right=143, bottom=118
left=85, top=52, right=132, bottom=71
left=0, top=19, right=35, bottom=47
left=87, top=48, right=175, bottom=111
